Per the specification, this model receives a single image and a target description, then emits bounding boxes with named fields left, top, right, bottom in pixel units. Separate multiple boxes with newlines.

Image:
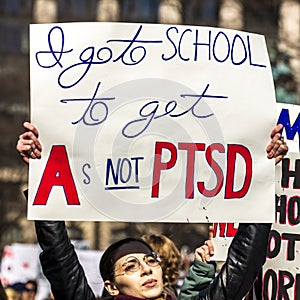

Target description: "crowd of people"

left=3, top=122, right=286, bottom=300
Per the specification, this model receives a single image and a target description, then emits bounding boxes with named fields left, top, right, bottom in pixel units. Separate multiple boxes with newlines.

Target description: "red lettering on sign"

left=33, top=145, right=80, bottom=205
left=152, top=142, right=177, bottom=198
left=225, top=144, right=252, bottom=198
left=197, top=143, right=224, bottom=197
left=179, top=142, right=205, bottom=199
left=151, top=142, right=253, bottom=199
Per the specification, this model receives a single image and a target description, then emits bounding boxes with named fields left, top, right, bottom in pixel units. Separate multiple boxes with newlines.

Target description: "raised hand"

left=266, top=124, right=288, bottom=165
left=16, top=122, right=42, bottom=164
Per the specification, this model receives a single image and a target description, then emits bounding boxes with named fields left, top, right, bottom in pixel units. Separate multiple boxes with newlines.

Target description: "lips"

left=142, top=279, right=157, bottom=287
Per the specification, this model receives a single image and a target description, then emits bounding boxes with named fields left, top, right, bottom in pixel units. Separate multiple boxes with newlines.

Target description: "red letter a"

left=33, top=145, right=80, bottom=205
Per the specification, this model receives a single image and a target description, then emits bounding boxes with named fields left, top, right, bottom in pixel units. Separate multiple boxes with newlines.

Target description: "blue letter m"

left=277, top=108, right=300, bottom=149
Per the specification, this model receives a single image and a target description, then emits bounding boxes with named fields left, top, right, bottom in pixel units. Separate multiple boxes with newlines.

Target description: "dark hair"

left=99, top=237, right=153, bottom=282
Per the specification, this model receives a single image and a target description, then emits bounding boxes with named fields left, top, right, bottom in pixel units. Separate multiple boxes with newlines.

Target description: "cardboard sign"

left=29, top=22, right=276, bottom=222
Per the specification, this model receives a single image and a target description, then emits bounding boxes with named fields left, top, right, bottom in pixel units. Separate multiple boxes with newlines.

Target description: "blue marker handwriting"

left=122, top=83, right=227, bottom=138
left=35, top=24, right=266, bottom=89
left=60, top=82, right=115, bottom=126
left=61, top=82, right=227, bottom=138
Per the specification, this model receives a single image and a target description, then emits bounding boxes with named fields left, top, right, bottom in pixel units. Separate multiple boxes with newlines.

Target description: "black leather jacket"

left=35, top=220, right=270, bottom=300
left=202, top=223, right=271, bottom=300
left=35, top=221, right=96, bottom=300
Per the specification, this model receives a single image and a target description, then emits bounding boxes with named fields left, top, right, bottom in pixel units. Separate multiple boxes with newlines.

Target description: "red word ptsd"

left=151, top=141, right=253, bottom=199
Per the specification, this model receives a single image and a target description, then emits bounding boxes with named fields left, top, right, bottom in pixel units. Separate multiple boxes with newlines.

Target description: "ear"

left=104, top=280, right=120, bottom=296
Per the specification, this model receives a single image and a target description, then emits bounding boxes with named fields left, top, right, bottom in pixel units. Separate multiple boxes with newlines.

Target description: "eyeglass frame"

left=113, top=252, right=161, bottom=277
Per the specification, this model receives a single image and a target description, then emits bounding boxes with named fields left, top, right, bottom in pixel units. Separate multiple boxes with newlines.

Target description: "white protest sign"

left=29, top=22, right=276, bottom=222
left=0, top=243, right=104, bottom=299
left=0, top=244, right=40, bottom=286
left=261, top=151, right=300, bottom=299
left=212, top=103, right=300, bottom=299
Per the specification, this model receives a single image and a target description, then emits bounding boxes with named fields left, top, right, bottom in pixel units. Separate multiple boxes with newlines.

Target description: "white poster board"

left=29, top=22, right=276, bottom=222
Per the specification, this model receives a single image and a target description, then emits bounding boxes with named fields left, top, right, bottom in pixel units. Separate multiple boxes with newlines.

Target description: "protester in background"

left=22, top=280, right=37, bottom=300
left=4, top=282, right=25, bottom=300
left=141, top=234, right=182, bottom=298
left=3, top=287, right=18, bottom=300
left=16, top=122, right=287, bottom=300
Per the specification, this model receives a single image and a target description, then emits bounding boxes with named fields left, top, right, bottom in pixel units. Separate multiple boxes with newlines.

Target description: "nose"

left=140, top=261, right=152, bottom=275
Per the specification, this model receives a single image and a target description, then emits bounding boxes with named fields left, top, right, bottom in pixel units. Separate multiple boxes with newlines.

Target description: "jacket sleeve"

left=193, top=223, right=271, bottom=300
left=23, top=189, right=96, bottom=300
left=178, top=260, right=215, bottom=300
left=35, top=220, right=96, bottom=300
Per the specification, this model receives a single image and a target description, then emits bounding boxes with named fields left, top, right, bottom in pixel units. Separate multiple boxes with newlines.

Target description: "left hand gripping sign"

left=29, top=22, right=276, bottom=222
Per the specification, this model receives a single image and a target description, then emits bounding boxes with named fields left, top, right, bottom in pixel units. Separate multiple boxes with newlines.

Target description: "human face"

left=112, top=252, right=163, bottom=299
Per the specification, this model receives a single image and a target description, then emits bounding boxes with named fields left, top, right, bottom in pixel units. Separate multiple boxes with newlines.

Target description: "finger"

left=17, top=136, right=41, bottom=157
left=208, top=225, right=214, bottom=240
left=206, top=226, right=215, bottom=255
left=195, top=245, right=211, bottom=262
left=274, top=142, right=288, bottom=155
left=23, top=132, right=42, bottom=151
left=16, top=140, right=32, bottom=153
left=275, top=155, right=284, bottom=165
left=268, top=139, right=288, bottom=162
left=16, top=142, right=35, bottom=163
left=22, top=155, right=30, bottom=164
left=19, top=152, right=30, bottom=164
left=23, top=122, right=42, bottom=151
left=266, top=124, right=283, bottom=153
left=205, top=239, right=214, bottom=256
left=270, top=124, right=283, bottom=139
left=267, top=133, right=282, bottom=156
left=266, top=135, right=287, bottom=165
left=266, top=132, right=282, bottom=154
left=23, top=122, right=39, bottom=138
left=274, top=143, right=288, bottom=165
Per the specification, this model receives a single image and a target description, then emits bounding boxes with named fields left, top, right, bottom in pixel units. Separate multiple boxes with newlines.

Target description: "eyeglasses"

left=114, top=252, right=161, bottom=277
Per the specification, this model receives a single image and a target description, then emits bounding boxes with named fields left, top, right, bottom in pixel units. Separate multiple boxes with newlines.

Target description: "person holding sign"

left=16, top=122, right=287, bottom=300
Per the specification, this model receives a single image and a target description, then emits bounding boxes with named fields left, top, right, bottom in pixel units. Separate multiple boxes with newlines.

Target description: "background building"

left=0, top=0, right=299, bottom=256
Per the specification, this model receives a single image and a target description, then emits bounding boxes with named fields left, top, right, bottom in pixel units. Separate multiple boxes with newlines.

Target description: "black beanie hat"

left=99, top=237, right=153, bottom=281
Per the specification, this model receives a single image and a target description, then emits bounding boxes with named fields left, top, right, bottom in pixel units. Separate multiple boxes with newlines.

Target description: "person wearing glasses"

left=16, top=122, right=287, bottom=300
left=99, top=238, right=166, bottom=299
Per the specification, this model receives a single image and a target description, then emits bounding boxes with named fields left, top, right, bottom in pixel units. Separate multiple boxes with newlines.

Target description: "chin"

left=142, top=287, right=163, bottom=299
